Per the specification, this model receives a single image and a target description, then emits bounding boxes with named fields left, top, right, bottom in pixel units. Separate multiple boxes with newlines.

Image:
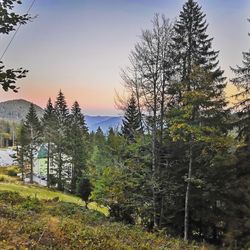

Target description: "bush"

left=7, top=169, right=18, bottom=177
left=0, top=191, right=25, bottom=205
left=20, top=197, right=43, bottom=212
left=49, top=201, right=85, bottom=216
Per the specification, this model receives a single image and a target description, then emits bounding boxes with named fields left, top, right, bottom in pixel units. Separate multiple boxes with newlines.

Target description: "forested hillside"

left=0, top=99, right=44, bottom=121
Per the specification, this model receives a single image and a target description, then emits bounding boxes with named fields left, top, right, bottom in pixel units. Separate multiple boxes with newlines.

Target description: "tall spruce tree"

left=121, top=95, right=142, bottom=142
left=53, top=90, right=69, bottom=191
left=42, top=98, right=57, bottom=187
left=68, top=101, right=88, bottom=193
left=231, top=19, right=250, bottom=142
left=228, top=19, right=250, bottom=248
left=172, top=0, right=224, bottom=87
left=24, top=103, right=41, bottom=183
left=169, top=0, right=227, bottom=241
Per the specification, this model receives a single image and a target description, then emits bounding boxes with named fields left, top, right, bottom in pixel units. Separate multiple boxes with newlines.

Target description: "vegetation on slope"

left=0, top=169, right=210, bottom=250
left=0, top=190, right=209, bottom=250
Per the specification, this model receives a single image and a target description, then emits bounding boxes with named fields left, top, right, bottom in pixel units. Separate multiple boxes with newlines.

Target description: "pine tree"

left=42, top=98, right=57, bottom=187
left=95, top=127, right=105, bottom=147
left=68, top=101, right=88, bottom=193
left=53, top=90, right=70, bottom=191
left=169, top=1, right=227, bottom=240
left=15, top=122, right=29, bottom=181
left=169, top=65, right=227, bottom=241
left=231, top=19, right=250, bottom=143
left=227, top=19, right=250, bottom=249
left=24, top=103, right=41, bottom=183
left=172, top=0, right=224, bottom=88
left=121, top=95, right=142, bottom=142
left=77, top=178, right=92, bottom=209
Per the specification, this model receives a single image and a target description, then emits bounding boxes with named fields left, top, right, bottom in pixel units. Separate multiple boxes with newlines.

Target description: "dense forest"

left=1, top=0, right=250, bottom=249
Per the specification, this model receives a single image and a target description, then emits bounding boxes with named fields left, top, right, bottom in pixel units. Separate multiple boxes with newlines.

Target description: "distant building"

left=33, top=144, right=73, bottom=186
left=34, top=144, right=49, bottom=178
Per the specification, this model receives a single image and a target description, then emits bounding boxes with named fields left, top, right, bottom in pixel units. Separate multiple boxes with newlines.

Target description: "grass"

left=0, top=167, right=211, bottom=249
left=0, top=181, right=108, bottom=216
left=0, top=166, right=108, bottom=215
left=0, top=191, right=210, bottom=249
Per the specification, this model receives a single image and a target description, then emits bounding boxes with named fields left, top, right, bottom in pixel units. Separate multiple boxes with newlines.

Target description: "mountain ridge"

left=0, top=99, right=122, bottom=132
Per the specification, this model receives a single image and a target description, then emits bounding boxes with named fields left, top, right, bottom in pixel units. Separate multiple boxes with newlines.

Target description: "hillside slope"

left=0, top=170, right=210, bottom=250
left=0, top=99, right=44, bottom=121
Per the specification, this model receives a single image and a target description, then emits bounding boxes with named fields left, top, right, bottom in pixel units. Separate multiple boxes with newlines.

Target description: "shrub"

left=0, top=175, right=5, bottom=182
left=0, top=191, right=25, bottom=205
left=49, top=201, right=85, bottom=217
left=20, top=197, right=43, bottom=212
left=7, top=169, right=18, bottom=177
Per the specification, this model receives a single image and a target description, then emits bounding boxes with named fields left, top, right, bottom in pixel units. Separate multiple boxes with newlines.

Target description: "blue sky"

left=0, top=0, right=249, bottom=115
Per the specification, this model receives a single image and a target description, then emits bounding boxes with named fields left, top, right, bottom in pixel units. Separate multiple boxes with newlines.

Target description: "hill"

left=0, top=99, right=122, bottom=132
left=85, top=115, right=122, bottom=133
left=0, top=168, right=210, bottom=250
left=0, top=99, right=44, bottom=121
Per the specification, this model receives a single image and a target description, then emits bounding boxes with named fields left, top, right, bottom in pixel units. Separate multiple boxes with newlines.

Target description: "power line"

left=0, top=0, right=37, bottom=61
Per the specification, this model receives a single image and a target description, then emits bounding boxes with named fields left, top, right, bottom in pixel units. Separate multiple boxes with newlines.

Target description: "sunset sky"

left=0, top=0, right=249, bottom=115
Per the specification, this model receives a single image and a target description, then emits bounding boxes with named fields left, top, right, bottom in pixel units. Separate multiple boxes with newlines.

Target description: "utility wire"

left=0, top=0, right=37, bottom=61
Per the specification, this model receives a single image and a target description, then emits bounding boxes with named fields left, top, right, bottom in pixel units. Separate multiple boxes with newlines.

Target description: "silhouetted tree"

left=0, top=0, right=31, bottom=92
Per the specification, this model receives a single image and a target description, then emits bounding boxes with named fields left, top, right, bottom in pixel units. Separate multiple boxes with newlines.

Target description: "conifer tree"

left=228, top=19, right=250, bottom=248
left=169, top=65, right=227, bottom=241
left=24, top=103, right=41, bottom=183
left=15, top=122, right=29, bottom=181
left=172, top=0, right=224, bottom=88
left=95, top=127, right=105, bottom=147
left=121, top=95, right=142, bottom=142
left=53, top=90, right=69, bottom=191
left=42, top=98, right=56, bottom=187
left=231, top=19, right=250, bottom=143
left=170, top=0, right=227, bottom=241
left=68, top=101, right=88, bottom=193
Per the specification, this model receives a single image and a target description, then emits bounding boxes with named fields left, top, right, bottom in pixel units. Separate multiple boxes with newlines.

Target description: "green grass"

left=0, top=182, right=108, bottom=216
left=0, top=168, right=211, bottom=249
left=0, top=190, right=210, bottom=249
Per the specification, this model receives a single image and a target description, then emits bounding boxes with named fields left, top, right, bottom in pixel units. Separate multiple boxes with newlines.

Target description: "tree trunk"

left=58, top=150, right=63, bottom=191
left=184, top=145, right=193, bottom=241
left=47, top=142, right=50, bottom=187
left=30, top=148, right=33, bottom=184
left=152, top=79, right=159, bottom=228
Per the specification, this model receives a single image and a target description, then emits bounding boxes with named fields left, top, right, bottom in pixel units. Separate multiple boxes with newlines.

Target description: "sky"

left=0, top=0, right=249, bottom=115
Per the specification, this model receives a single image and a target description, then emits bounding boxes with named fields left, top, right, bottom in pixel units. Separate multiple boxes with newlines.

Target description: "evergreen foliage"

left=52, top=90, right=70, bottom=191
left=172, top=0, right=224, bottom=84
left=121, top=95, right=143, bottom=142
left=23, top=103, right=41, bottom=183
left=68, top=101, right=88, bottom=193
left=42, top=98, right=57, bottom=187
left=77, top=177, right=93, bottom=209
left=231, top=20, right=250, bottom=142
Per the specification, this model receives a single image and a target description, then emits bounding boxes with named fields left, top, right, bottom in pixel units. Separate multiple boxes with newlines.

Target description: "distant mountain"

left=0, top=99, right=122, bottom=132
left=0, top=99, right=44, bottom=122
left=85, top=115, right=122, bottom=133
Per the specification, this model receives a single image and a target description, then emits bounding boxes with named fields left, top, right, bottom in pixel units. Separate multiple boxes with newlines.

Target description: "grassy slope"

left=0, top=182, right=108, bottom=215
left=0, top=168, right=212, bottom=249
left=0, top=167, right=108, bottom=215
